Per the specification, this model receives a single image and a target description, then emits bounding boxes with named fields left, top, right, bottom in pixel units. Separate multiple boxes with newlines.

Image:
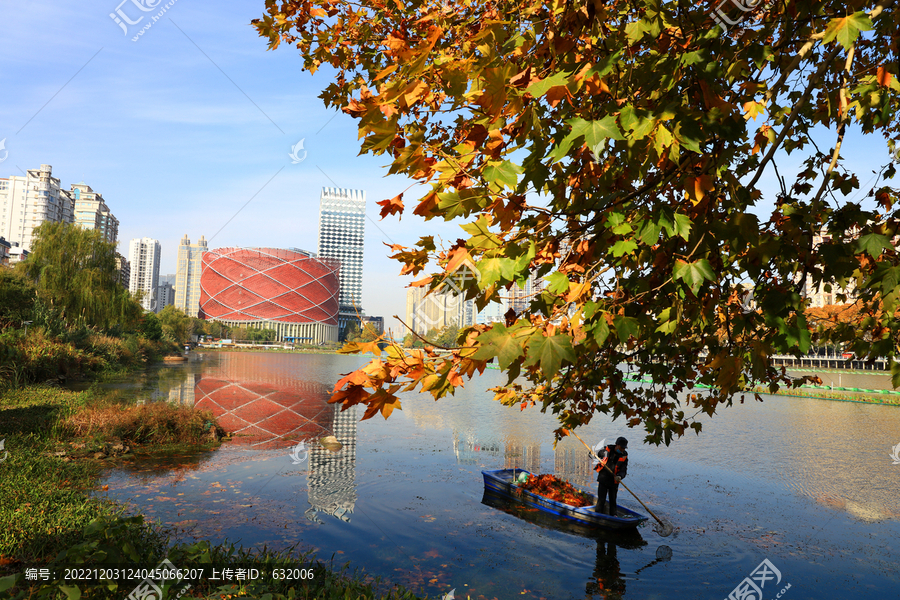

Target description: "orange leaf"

left=447, top=368, right=463, bottom=387
left=686, top=174, right=714, bottom=204
left=400, top=80, right=428, bottom=108
left=377, top=194, right=404, bottom=219
left=332, top=369, right=370, bottom=393
left=379, top=397, right=402, bottom=418
left=413, top=192, right=439, bottom=218
left=330, top=385, right=370, bottom=407
left=445, top=246, right=471, bottom=275
left=877, top=66, right=893, bottom=88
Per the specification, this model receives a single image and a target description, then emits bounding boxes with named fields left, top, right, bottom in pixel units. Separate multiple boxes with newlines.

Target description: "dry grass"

left=64, top=402, right=223, bottom=445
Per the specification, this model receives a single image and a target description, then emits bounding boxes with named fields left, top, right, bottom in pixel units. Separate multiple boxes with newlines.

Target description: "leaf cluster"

left=256, top=0, right=900, bottom=444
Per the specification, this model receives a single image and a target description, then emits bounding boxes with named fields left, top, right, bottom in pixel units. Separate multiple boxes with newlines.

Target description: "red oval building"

left=199, top=247, right=340, bottom=343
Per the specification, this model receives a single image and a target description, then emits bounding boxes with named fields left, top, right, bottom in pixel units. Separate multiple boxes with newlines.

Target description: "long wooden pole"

left=568, top=430, right=671, bottom=533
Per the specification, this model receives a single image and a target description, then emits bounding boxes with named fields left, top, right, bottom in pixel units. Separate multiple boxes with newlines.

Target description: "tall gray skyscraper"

left=128, top=237, right=161, bottom=312
left=317, top=188, right=365, bottom=335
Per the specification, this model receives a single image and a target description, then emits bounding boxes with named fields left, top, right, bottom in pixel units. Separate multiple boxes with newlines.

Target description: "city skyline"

left=1, top=2, right=891, bottom=335
left=0, top=1, right=443, bottom=332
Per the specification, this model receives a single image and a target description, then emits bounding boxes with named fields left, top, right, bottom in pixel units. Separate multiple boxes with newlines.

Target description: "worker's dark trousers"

left=597, top=480, right=619, bottom=516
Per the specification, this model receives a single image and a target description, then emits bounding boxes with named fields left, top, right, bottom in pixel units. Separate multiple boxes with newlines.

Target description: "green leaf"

left=880, top=266, right=900, bottom=295
left=583, top=50, right=624, bottom=79
left=551, top=116, right=624, bottom=162
left=612, top=315, right=640, bottom=344
left=473, top=324, right=526, bottom=370
left=512, top=240, right=536, bottom=274
left=545, top=272, right=570, bottom=294
left=655, top=307, right=677, bottom=334
left=581, top=116, right=625, bottom=146
left=483, top=160, right=523, bottom=190
left=656, top=319, right=677, bottom=334
left=590, top=316, right=610, bottom=344
left=619, top=105, right=656, bottom=140
left=59, top=585, right=82, bottom=600
left=639, top=220, right=662, bottom=245
left=795, top=314, right=811, bottom=354
left=0, top=575, right=19, bottom=594
left=610, top=240, right=638, bottom=257
left=460, top=215, right=501, bottom=249
left=673, top=259, right=715, bottom=294
left=523, top=333, right=575, bottom=377
left=612, top=222, right=633, bottom=235
left=673, top=213, right=692, bottom=240
left=476, top=257, right=504, bottom=287
left=822, top=12, right=873, bottom=51
left=674, top=119, right=703, bottom=154
left=525, top=70, right=572, bottom=98
left=856, top=233, right=891, bottom=258
left=891, top=359, right=900, bottom=389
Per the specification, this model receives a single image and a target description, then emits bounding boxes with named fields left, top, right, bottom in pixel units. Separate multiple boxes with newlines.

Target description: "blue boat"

left=481, top=468, right=648, bottom=530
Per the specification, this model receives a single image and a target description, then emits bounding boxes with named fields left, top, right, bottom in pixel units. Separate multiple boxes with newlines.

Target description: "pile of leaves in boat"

left=518, top=473, right=593, bottom=507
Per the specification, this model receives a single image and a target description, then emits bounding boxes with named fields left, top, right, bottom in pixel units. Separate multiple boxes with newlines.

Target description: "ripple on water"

left=97, top=352, right=900, bottom=599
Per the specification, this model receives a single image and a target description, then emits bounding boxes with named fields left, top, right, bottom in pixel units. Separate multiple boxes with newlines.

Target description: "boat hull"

left=481, top=469, right=648, bottom=530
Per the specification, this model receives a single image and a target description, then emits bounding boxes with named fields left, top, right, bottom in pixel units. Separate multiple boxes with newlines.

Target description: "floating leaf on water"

left=318, top=435, right=343, bottom=452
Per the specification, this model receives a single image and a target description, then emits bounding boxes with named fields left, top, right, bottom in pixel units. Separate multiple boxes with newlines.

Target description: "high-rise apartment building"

left=0, top=164, right=73, bottom=251
left=71, top=183, right=119, bottom=244
left=405, top=285, right=476, bottom=336
left=317, top=188, right=365, bottom=338
left=115, top=253, right=131, bottom=287
left=174, top=235, right=207, bottom=318
left=158, top=274, right=176, bottom=311
left=505, top=272, right=545, bottom=315
left=128, top=238, right=161, bottom=312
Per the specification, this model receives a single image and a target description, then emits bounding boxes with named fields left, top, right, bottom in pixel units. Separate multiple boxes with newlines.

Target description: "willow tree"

left=23, top=222, right=142, bottom=331
left=255, top=0, right=900, bottom=443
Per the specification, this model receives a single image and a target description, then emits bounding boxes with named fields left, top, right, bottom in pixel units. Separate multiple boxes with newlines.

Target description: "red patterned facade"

left=199, top=247, right=340, bottom=325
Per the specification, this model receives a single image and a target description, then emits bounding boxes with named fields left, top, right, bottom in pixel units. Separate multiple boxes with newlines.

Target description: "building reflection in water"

left=452, top=432, right=596, bottom=486
left=188, top=353, right=359, bottom=523
left=305, top=404, right=358, bottom=523
left=504, top=440, right=541, bottom=473
left=192, top=353, right=335, bottom=449
left=167, top=375, right=197, bottom=406
left=554, top=440, right=596, bottom=489
left=452, top=433, right=502, bottom=465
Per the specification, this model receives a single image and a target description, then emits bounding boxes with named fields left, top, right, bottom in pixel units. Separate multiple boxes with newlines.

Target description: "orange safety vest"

left=595, top=445, right=628, bottom=479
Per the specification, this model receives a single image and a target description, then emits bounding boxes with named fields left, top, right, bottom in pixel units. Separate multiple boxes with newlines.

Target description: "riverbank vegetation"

left=0, top=224, right=188, bottom=390
left=0, top=385, right=425, bottom=600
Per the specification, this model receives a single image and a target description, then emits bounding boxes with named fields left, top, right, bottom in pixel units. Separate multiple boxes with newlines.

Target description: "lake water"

left=98, top=352, right=900, bottom=599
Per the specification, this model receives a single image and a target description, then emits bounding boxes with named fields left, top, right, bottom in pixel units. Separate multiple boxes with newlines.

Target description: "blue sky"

left=0, top=0, right=447, bottom=333
left=1, top=1, right=896, bottom=333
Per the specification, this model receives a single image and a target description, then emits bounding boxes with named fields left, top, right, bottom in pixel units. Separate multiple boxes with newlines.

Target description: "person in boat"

left=595, top=437, right=628, bottom=517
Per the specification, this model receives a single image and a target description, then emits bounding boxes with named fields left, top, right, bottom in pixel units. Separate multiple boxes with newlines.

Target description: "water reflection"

left=167, top=373, right=197, bottom=406
left=97, top=353, right=900, bottom=599
left=192, top=353, right=335, bottom=449
left=555, top=444, right=596, bottom=489
left=306, top=404, right=358, bottom=523
left=452, top=435, right=502, bottom=465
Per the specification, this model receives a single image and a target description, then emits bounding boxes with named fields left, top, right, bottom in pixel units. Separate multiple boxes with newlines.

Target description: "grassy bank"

left=0, top=385, right=220, bottom=561
left=621, top=375, right=900, bottom=406
left=0, top=385, right=427, bottom=600
left=748, top=385, right=900, bottom=405
left=0, top=328, right=179, bottom=391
